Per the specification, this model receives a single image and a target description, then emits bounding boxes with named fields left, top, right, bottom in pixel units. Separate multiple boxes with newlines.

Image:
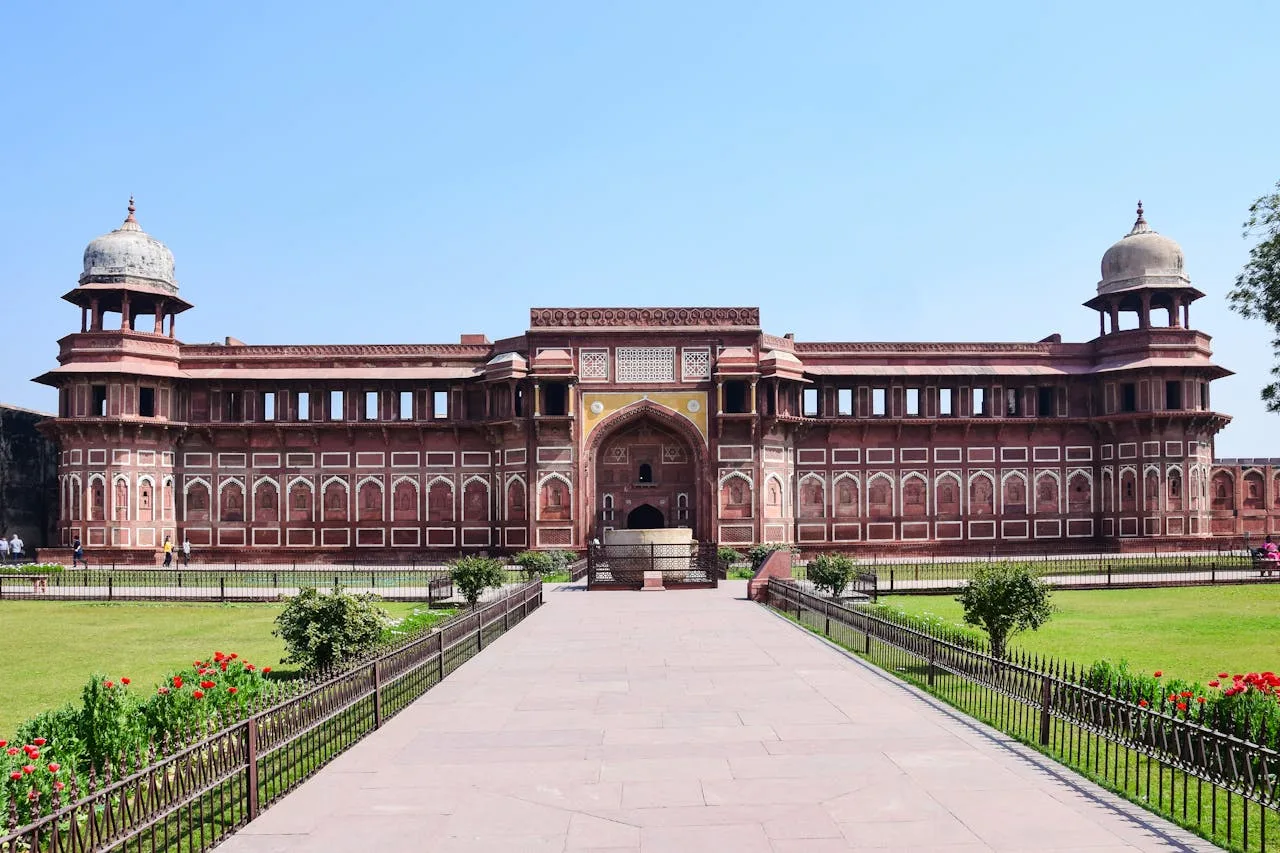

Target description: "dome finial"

left=126, top=195, right=136, bottom=221
left=1129, top=199, right=1149, bottom=235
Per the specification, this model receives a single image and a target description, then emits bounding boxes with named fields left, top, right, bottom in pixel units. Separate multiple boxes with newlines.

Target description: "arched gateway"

left=586, top=403, right=707, bottom=542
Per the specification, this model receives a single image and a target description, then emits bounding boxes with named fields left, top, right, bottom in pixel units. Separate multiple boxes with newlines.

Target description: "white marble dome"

left=1098, top=203, right=1188, bottom=294
left=81, top=199, right=177, bottom=291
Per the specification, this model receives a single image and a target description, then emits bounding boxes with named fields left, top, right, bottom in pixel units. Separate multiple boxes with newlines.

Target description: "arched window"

left=185, top=481, right=209, bottom=522
left=867, top=476, right=893, bottom=520
left=1120, top=470, right=1137, bottom=511
left=113, top=478, right=130, bottom=521
left=428, top=479, right=453, bottom=523
left=969, top=475, right=994, bottom=516
left=255, top=480, right=280, bottom=523
left=1210, top=472, right=1234, bottom=511
left=1003, top=474, right=1027, bottom=515
left=638, top=463, right=653, bottom=484
left=463, top=479, right=489, bottom=522
left=1067, top=472, right=1091, bottom=514
left=358, top=480, right=383, bottom=522
left=902, top=476, right=926, bottom=517
left=324, top=480, right=348, bottom=521
left=799, top=476, right=826, bottom=519
left=138, top=479, right=154, bottom=522
left=834, top=477, right=859, bottom=518
left=70, top=477, right=83, bottom=522
left=393, top=480, right=418, bottom=522
left=1244, top=471, right=1265, bottom=509
left=1035, top=475, right=1059, bottom=515
left=1144, top=469, right=1161, bottom=512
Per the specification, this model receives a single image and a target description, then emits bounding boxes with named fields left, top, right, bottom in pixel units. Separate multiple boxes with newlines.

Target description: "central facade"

left=41, top=203, right=1268, bottom=560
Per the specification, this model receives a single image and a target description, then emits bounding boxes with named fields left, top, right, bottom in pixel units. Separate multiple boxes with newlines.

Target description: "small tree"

left=747, top=542, right=790, bottom=571
left=956, top=562, right=1054, bottom=658
left=450, top=555, right=506, bottom=607
left=1228, top=180, right=1280, bottom=411
left=807, top=553, right=855, bottom=598
left=717, top=546, right=744, bottom=567
left=513, top=550, right=556, bottom=581
left=273, top=586, right=390, bottom=671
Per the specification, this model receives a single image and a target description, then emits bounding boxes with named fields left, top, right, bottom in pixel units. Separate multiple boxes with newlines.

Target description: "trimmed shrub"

left=956, top=562, right=1054, bottom=658
left=450, top=556, right=506, bottom=608
left=273, top=587, right=390, bottom=670
left=513, top=550, right=556, bottom=581
left=747, top=542, right=791, bottom=570
left=807, top=553, right=856, bottom=598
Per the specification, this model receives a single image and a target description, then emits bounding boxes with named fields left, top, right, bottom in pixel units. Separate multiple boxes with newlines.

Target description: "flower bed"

left=0, top=650, right=275, bottom=822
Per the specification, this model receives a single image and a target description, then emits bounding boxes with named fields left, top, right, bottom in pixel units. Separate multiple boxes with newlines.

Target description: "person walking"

left=9, top=534, right=23, bottom=564
left=181, top=537, right=191, bottom=566
left=0, top=535, right=8, bottom=564
left=72, top=536, right=85, bottom=568
left=162, top=534, right=174, bottom=568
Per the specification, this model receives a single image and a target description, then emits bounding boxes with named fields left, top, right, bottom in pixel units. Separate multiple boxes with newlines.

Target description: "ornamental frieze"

left=529, top=307, right=760, bottom=328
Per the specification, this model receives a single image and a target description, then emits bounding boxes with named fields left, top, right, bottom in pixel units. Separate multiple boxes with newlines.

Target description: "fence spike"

left=88, top=765, right=98, bottom=793
left=8, top=798, right=17, bottom=833
left=50, top=785, right=62, bottom=812
left=162, top=731, right=172, bottom=755
left=69, top=772, right=80, bottom=802
left=104, top=759, right=114, bottom=785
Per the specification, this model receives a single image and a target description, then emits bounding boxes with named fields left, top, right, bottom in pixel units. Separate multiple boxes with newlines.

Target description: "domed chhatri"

left=1097, top=201, right=1189, bottom=296
left=80, top=197, right=178, bottom=293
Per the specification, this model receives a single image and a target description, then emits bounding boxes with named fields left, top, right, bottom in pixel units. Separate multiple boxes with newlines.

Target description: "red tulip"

left=230, top=653, right=238, bottom=660
left=1153, top=670, right=1163, bottom=677
left=220, top=661, right=228, bottom=671
left=121, top=677, right=130, bottom=685
left=245, top=664, right=255, bottom=671
left=1139, top=699, right=1149, bottom=707
left=192, top=690, right=205, bottom=699
left=31, top=738, right=46, bottom=747
left=104, top=681, right=114, bottom=689
left=193, top=661, right=203, bottom=667
left=228, top=686, right=238, bottom=695
left=1219, top=672, right=1229, bottom=679
left=8, top=771, right=20, bottom=781
left=1176, top=702, right=1188, bottom=711
left=54, top=780, right=65, bottom=791
left=1208, top=680, right=1220, bottom=687
left=22, top=765, right=35, bottom=775
left=200, top=680, right=215, bottom=689
left=27, top=751, right=38, bottom=760
left=1180, top=691, right=1193, bottom=698
left=173, top=676, right=184, bottom=689
left=5, top=748, right=17, bottom=756
left=27, top=790, right=39, bottom=802
left=0, top=740, right=6, bottom=748
left=263, top=667, right=271, bottom=674
left=47, top=763, right=59, bottom=773
left=1196, top=696, right=1206, bottom=704
left=158, top=687, right=169, bottom=695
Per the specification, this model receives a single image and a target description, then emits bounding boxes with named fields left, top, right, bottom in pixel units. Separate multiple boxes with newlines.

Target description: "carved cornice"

left=795, top=342, right=1076, bottom=354
left=179, top=343, right=491, bottom=360
left=529, top=307, right=760, bottom=328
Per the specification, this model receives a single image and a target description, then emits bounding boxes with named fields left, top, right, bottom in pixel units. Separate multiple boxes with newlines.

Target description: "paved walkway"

left=221, top=581, right=1213, bottom=852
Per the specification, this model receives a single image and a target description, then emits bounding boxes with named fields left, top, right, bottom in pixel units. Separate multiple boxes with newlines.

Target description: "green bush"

left=807, top=553, right=856, bottom=598
left=13, top=563, right=64, bottom=574
left=549, top=549, right=579, bottom=570
left=273, top=587, right=390, bottom=670
left=513, top=550, right=556, bottom=581
left=956, top=562, right=1054, bottom=658
left=747, top=542, right=791, bottom=570
left=450, top=556, right=506, bottom=607
left=717, top=546, right=744, bottom=567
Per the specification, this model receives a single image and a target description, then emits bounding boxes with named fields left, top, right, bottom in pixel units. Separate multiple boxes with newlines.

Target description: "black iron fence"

left=587, top=542, right=719, bottom=589
left=766, top=579, right=1280, bottom=851
left=794, top=550, right=1269, bottom=595
left=0, top=579, right=544, bottom=852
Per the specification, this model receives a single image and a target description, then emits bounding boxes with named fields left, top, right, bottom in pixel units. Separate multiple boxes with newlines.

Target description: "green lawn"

left=880, top=585, right=1280, bottom=683
left=0, top=600, right=435, bottom=736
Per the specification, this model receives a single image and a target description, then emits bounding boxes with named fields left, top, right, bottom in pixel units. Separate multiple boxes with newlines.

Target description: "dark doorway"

left=626, top=504, right=664, bottom=529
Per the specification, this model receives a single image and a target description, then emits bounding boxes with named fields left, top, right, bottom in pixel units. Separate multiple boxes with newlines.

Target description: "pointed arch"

left=112, top=474, right=131, bottom=522
left=253, top=475, right=281, bottom=523
left=1166, top=465, right=1184, bottom=511
left=719, top=470, right=753, bottom=519
left=160, top=475, right=174, bottom=522
left=463, top=475, right=491, bottom=522
left=1189, top=466, right=1202, bottom=511
left=68, top=473, right=83, bottom=522
left=1034, top=471, right=1061, bottom=515
left=183, top=476, right=210, bottom=522
left=427, top=475, right=454, bottom=523
left=504, top=474, right=527, bottom=523
left=1066, top=469, right=1092, bottom=514
left=867, top=471, right=894, bottom=520
left=832, top=472, right=860, bottom=518
left=218, top=477, right=246, bottom=523
left=1119, top=466, right=1138, bottom=512
left=1143, top=464, right=1162, bottom=512
left=1243, top=468, right=1266, bottom=510
left=357, top=476, right=385, bottom=522
left=968, top=471, right=994, bottom=516
left=1001, top=470, right=1027, bottom=515
left=798, top=472, right=826, bottom=519
left=765, top=473, right=786, bottom=518
left=322, top=476, right=349, bottom=522
left=1101, top=468, right=1114, bottom=513
left=287, top=476, right=314, bottom=522
left=934, top=471, right=961, bottom=516
left=537, top=472, right=572, bottom=522
left=392, top=476, right=419, bottom=522
left=136, top=474, right=156, bottom=522
left=901, top=472, right=928, bottom=517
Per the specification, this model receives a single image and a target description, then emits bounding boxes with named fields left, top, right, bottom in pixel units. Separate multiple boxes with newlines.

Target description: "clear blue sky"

left=2, top=2, right=1277, bottom=455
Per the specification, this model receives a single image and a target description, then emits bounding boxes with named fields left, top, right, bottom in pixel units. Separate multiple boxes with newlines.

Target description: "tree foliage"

left=1228, top=180, right=1280, bottom=412
left=450, top=556, right=506, bottom=607
left=513, top=550, right=556, bottom=581
left=956, top=562, right=1054, bottom=658
left=273, top=586, right=390, bottom=670
left=807, top=553, right=855, bottom=598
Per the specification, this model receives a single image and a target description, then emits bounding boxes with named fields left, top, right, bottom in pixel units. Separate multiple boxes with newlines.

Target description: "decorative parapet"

left=529, top=307, right=760, bottom=328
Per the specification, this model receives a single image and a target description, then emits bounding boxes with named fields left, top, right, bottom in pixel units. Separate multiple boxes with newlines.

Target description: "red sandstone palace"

left=34, top=201, right=1280, bottom=559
